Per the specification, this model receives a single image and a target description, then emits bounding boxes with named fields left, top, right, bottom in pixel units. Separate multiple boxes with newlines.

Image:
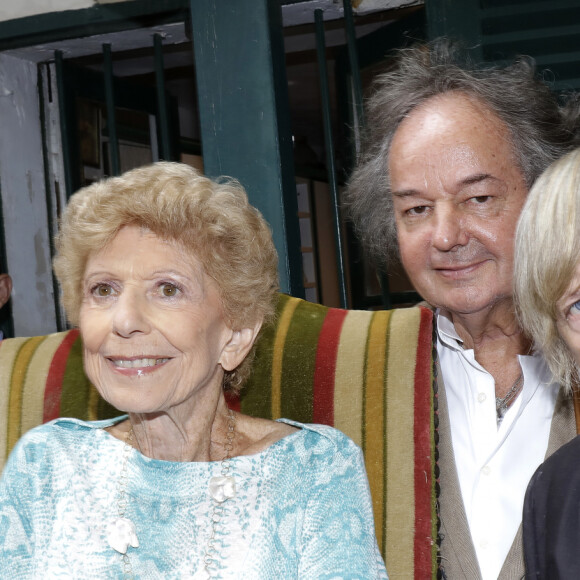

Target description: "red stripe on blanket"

left=312, top=308, right=348, bottom=426
left=413, top=307, right=435, bottom=579
left=43, top=330, right=81, bottom=423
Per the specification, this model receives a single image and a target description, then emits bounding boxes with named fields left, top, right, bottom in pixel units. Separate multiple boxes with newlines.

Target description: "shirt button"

left=477, top=392, right=487, bottom=403
left=482, top=465, right=491, bottom=476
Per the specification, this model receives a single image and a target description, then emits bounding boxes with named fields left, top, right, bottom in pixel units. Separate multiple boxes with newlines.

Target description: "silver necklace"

left=203, top=408, right=237, bottom=578
left=106, top=410, right=237, bottom=578
left=496, top=372, right=524, bottom=425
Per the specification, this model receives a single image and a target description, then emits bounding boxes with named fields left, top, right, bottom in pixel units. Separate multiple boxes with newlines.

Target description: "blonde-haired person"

left=0, top=162, right=387, bottom=579
left=514, top=147, right=580, bottom=579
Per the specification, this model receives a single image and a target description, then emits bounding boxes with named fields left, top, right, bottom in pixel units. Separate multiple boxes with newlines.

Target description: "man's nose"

left=432, top=206, right=468, bottom=251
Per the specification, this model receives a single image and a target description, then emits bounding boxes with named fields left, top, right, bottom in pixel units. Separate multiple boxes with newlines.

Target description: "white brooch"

left=106, top=517, right=139, bottom=554
left=208, top=475, right=236, bottom=503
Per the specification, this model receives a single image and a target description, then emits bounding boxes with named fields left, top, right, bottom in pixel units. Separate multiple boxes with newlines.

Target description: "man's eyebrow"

left=391, top=189, right=422, bottom=198
left=461, top=173, right=495, bottom=186
left=392, top=173, right=497, bottom=198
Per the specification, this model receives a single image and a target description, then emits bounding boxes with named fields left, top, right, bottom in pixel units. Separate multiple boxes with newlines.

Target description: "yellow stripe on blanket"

left=363, top=310, right=391, bottom=551
left=0, top=338, right=29, bottom=470
left=7, top=337, right=44, bottom=459
left=270, top=296, right=301, bottom=419
left=384, top=307, right=421, bottom=577
left=333, top=309, right=373, bottom=448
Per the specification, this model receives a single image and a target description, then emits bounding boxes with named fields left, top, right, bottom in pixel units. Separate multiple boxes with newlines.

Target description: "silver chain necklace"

left=496, top=372, right=524, bottom=426
left=106, top=409, right=237, bottom=578
left=204, top=408, right=237, bottom=578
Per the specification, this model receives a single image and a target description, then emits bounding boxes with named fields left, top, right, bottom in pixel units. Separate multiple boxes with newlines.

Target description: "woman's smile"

left=107, top=356, right=172, bottom=373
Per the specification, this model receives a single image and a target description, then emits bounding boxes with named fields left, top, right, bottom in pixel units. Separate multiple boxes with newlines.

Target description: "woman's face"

left=80, top=225, right=243, bottom=415
left=556, top=260, right=580, bottom=367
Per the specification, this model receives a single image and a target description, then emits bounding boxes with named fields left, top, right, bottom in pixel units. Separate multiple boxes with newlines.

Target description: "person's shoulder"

left=8, top=416, right=126, bottom=460
left=273, top=422, right=372, bottom=499
left=277, top=419, right=362, bottom=457
left=22, top=415, right=125, bottom=438
left=529, top=434, right=580, bottom=496
left=542, top=433, right=580, bottom=473
left=3, top=416, right=127, bottom=482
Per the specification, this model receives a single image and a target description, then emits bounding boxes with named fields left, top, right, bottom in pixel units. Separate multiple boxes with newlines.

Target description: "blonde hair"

left=53, top=162, right=279, bottom=393
left=514, top=148, right=580, bottom=393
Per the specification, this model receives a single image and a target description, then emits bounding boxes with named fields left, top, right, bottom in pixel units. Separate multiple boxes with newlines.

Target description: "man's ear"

left=219, top=321, right=262, bottom=372
left=0, top=274, right=12, bottom=309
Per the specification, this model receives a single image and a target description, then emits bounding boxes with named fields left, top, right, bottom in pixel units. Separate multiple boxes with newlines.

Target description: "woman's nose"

left=111, top=291, right=151, bottom=338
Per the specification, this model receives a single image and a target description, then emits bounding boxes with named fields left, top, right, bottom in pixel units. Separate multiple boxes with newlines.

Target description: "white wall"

left=0, top=54, right=58, bottom=335
left=0, top=0, right=128, bottom=23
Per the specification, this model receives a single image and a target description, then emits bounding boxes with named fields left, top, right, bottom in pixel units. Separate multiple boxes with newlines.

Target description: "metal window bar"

left=343, top=0, right=402, bottom=308
left=315, top=0, right=393, bottom=311
left=38, top=65, right=65, bottom=332
left=338, top=0, right=421, bottom=309
left=154, top=33, right=172, bottom=161
left=103, top=43, right=120, bottom=176
left=343, top=0, right=396, bottom=309
left=342, top=0, right=365, bottom=130
left=55, top=36, right=175, bottom=196
left=54, top=50, right=74, bottom=200
left=314, top=9, right=348, bottom=309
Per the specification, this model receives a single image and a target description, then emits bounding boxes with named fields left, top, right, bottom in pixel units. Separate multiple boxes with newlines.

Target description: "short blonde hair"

left=514, top=148, right=580, bottom=393
left=53, top=162, right=279, bottom=393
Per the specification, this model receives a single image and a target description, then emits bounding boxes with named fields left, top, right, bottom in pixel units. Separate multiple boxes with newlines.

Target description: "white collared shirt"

left=436, top=310, right=558, bottom=580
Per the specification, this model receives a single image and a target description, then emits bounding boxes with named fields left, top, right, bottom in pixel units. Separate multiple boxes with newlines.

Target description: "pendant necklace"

left=496, top=372, right=524, bottom=426
left=106, top=426, right=139, bottom=578
left=106, top=410, right=237, bottom=578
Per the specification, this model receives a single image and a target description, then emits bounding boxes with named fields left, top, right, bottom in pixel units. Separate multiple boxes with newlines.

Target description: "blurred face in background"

left=0, top=273, right=12, bottom=309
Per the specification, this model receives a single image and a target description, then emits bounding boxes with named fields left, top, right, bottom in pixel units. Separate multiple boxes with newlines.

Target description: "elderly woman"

left=0, top=162, right=387, bottom=578
left=514, top=148, right=580, bottom=579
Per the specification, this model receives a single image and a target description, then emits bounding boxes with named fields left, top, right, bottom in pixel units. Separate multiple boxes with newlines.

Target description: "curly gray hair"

left=344, top=38, right=580, bottom=266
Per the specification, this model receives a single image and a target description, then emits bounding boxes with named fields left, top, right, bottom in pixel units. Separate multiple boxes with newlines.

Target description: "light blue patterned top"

left=0, top=417, right=388, bottom=579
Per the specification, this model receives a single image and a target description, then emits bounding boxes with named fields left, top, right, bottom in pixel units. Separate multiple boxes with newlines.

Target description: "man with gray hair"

left=345, top=40, right=580, bottom=579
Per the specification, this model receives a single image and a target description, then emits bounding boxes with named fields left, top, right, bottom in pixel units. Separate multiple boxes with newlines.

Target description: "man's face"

left=389, top=92, right=528, bottom=316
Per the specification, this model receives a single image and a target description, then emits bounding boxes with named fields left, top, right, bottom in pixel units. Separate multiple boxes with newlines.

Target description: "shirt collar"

left=435, top=308, right=465, bottom=350
left=435, top=308, right=550, bottom=386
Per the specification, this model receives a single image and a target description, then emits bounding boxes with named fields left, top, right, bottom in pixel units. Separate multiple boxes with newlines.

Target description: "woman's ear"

left=219, top=321, right=262, bottom=371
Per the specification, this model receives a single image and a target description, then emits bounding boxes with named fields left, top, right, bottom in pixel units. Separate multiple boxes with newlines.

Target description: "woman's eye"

left=571, top=300, right=580, bottom=314
left=92, top=284, right=114, bottom=297
left=160, top=283, right=180, bottom=297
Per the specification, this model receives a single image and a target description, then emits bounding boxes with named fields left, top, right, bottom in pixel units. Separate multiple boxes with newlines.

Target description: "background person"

left=345, top=39, right=580, bottom=580
left=0, top=162, right=387, bottom=578
left=0, top=271, right=11, bottom=339
left=514, top=147, right=580, bottom=579
left=0, top=272, right=11, bottom=310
